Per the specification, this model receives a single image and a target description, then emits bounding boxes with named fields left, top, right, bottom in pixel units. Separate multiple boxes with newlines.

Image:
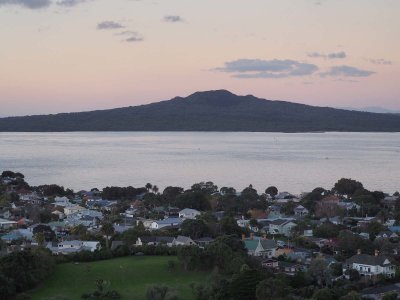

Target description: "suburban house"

left=46, top=240, right=101, bottom=254
left=18, top=191, right=43, bottom=205
left=0, top=218, right=18, bottom=229
left=261, top=258, right=279, bottom=270
left=178, top=208, right=200, bottom=219
left=278, top=261, right=307, bottom=276
left=113, top=224, right=134, bottom=234
left=269, top=219, right=297, bottom=236
left=343, top=250, right=395, bottom=278
left=135, top=236, right=175, bottom=247
left=51, top=210, right=65, bottom=220
left=64, top=205, right=86, bottom=216
left=294, top=205, right=309, bottom=216
left=243, top=236, right=277, bottom=258
left=172, top=236, right=197, bottom=246
left=375, top=231, right=399, bottom=240
left=150, top=218, right=183, bottom=230
left=338, top=201, right=361, bottom=211
left=86, top=199, right=117, bottom=211
left=194, top=237, right=214, bottom=248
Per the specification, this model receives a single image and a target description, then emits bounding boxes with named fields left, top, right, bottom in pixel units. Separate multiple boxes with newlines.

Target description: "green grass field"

left=30, top=256, right=207, bottom=300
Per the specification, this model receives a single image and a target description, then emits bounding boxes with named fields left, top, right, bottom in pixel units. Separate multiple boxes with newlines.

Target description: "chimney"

left=357, top=249, right=361, bottom=255
left=250, top=233, right=254, bottom=240
left=375, top=250, right=379, bottom=257
left=241, top=234, right=246, bottom=241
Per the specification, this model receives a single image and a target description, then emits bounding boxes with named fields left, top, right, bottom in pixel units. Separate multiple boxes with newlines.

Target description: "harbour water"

left=0, top=132, right=399, bottom=194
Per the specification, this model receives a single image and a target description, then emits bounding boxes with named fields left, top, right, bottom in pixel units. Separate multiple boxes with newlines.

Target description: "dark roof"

left=260, top=239, right=277, bottom=249
left=345, top=254, right=392, bottom=267
left=195, top=237, right=214, bottom=242
left=270, top=219, right=294, bottom=226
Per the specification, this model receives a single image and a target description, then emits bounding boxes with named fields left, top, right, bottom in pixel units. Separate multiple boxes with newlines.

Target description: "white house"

left=343, top=251, right=395, bottom=278
left=150, top=218, right=183, bottom=230
left=179, top=208, right=201, bottom=219
left=269, top=219, right=297, bottom=237
left=64, top=205, right=86, bottom=216
left=0, top=218, right=18, bottom=229
left=135, top=236, right=174, bottom=247
left=294, top=205, right=309, bottom=216
left=47, top=240, right=101, bottom=254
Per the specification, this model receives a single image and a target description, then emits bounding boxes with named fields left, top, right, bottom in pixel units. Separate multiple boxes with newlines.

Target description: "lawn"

left=30, top=256, right=207, bottom=300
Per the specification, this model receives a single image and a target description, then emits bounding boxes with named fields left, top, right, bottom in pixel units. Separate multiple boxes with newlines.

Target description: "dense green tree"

left=32, top=224, right=55, bottom=241
left=314, top=222, right=341, bottom=238
left=265, top=186, right=278, bottom=197
left=220, top=216, right=242, bottom=236
left=312, top=288, right=335, bottom=300
left=191, top=182, right=218, bottom=194
left=334, top=178, right=363, bottom=195
left=220, top=187, right=236, bottom=195
left=181, top=219, right=210, bottom=239
left=256, top=278, right=291, bottom=300
left=339, top=291, right=361, bottom=300
left=175, top=191, right=211, bottom=211
left=0, top=249, right=55, bottom=299
left=241, top=185, right=258, bottom=201
left=382, top=292, right=398, bottom=300
left=308, top=258, right=330, bottom=286
left=230, top=268, right=263, bottom=300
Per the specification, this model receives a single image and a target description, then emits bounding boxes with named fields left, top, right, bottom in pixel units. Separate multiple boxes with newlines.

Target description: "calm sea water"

left=0, top=132, right=399, bottom=194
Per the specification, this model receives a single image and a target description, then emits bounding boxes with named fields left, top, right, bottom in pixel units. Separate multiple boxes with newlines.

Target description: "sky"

left=0, top=0, right=399, bottom=116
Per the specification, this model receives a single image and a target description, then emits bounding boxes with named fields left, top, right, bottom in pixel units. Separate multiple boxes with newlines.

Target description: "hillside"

left=1, top=90, right=400, bottom=132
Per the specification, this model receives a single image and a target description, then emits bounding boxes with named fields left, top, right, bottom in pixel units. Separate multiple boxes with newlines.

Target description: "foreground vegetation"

left=30, top=256, right=206, bottom=300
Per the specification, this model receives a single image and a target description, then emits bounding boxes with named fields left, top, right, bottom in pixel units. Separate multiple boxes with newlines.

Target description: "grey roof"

left=260, top=239, right=277, bottom=249
left=195, top=237, right=214, bottom=242
left=270, top=219, right=294, bottom=226
left=175, top=235, right=195, bottom=244
left=345, top=254, right=392, bottom=267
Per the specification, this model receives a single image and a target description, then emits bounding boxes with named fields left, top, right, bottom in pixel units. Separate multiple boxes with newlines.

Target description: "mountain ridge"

left=1, top=90, right=400, bottom=132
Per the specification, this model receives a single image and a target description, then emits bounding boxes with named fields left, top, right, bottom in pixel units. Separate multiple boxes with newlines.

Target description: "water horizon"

left=1, top=131, right=399, bottom=194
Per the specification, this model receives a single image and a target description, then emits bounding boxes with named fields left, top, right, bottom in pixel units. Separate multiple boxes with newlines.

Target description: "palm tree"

left=152, top=185, right=159, bottom=194
left=145, top=183, right=153, bottom=192
left=101, top=222, right=115, bottom=248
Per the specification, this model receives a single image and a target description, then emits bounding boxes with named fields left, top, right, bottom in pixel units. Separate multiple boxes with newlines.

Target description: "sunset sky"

left=0, top=0, right=399, bottom=116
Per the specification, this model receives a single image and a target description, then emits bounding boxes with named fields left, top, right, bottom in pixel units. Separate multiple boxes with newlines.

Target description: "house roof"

left=345, top=254, right=392, bottom=267
left=294, top=205, right=308, bottom=211
left=174, top=236, right=194, bottom=244
left=195, top=237, right=214, bottom=242
left=179, top=208, right=200, bottom=215
left=260, top=239, right=277, bottom=249
left=244, top=238, right=277, bottom=251
left=270, top=219, right=294, bottom=226
left=154, top=218, right=183, bottom=225
left=139, top=236, right=174, bottom=243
